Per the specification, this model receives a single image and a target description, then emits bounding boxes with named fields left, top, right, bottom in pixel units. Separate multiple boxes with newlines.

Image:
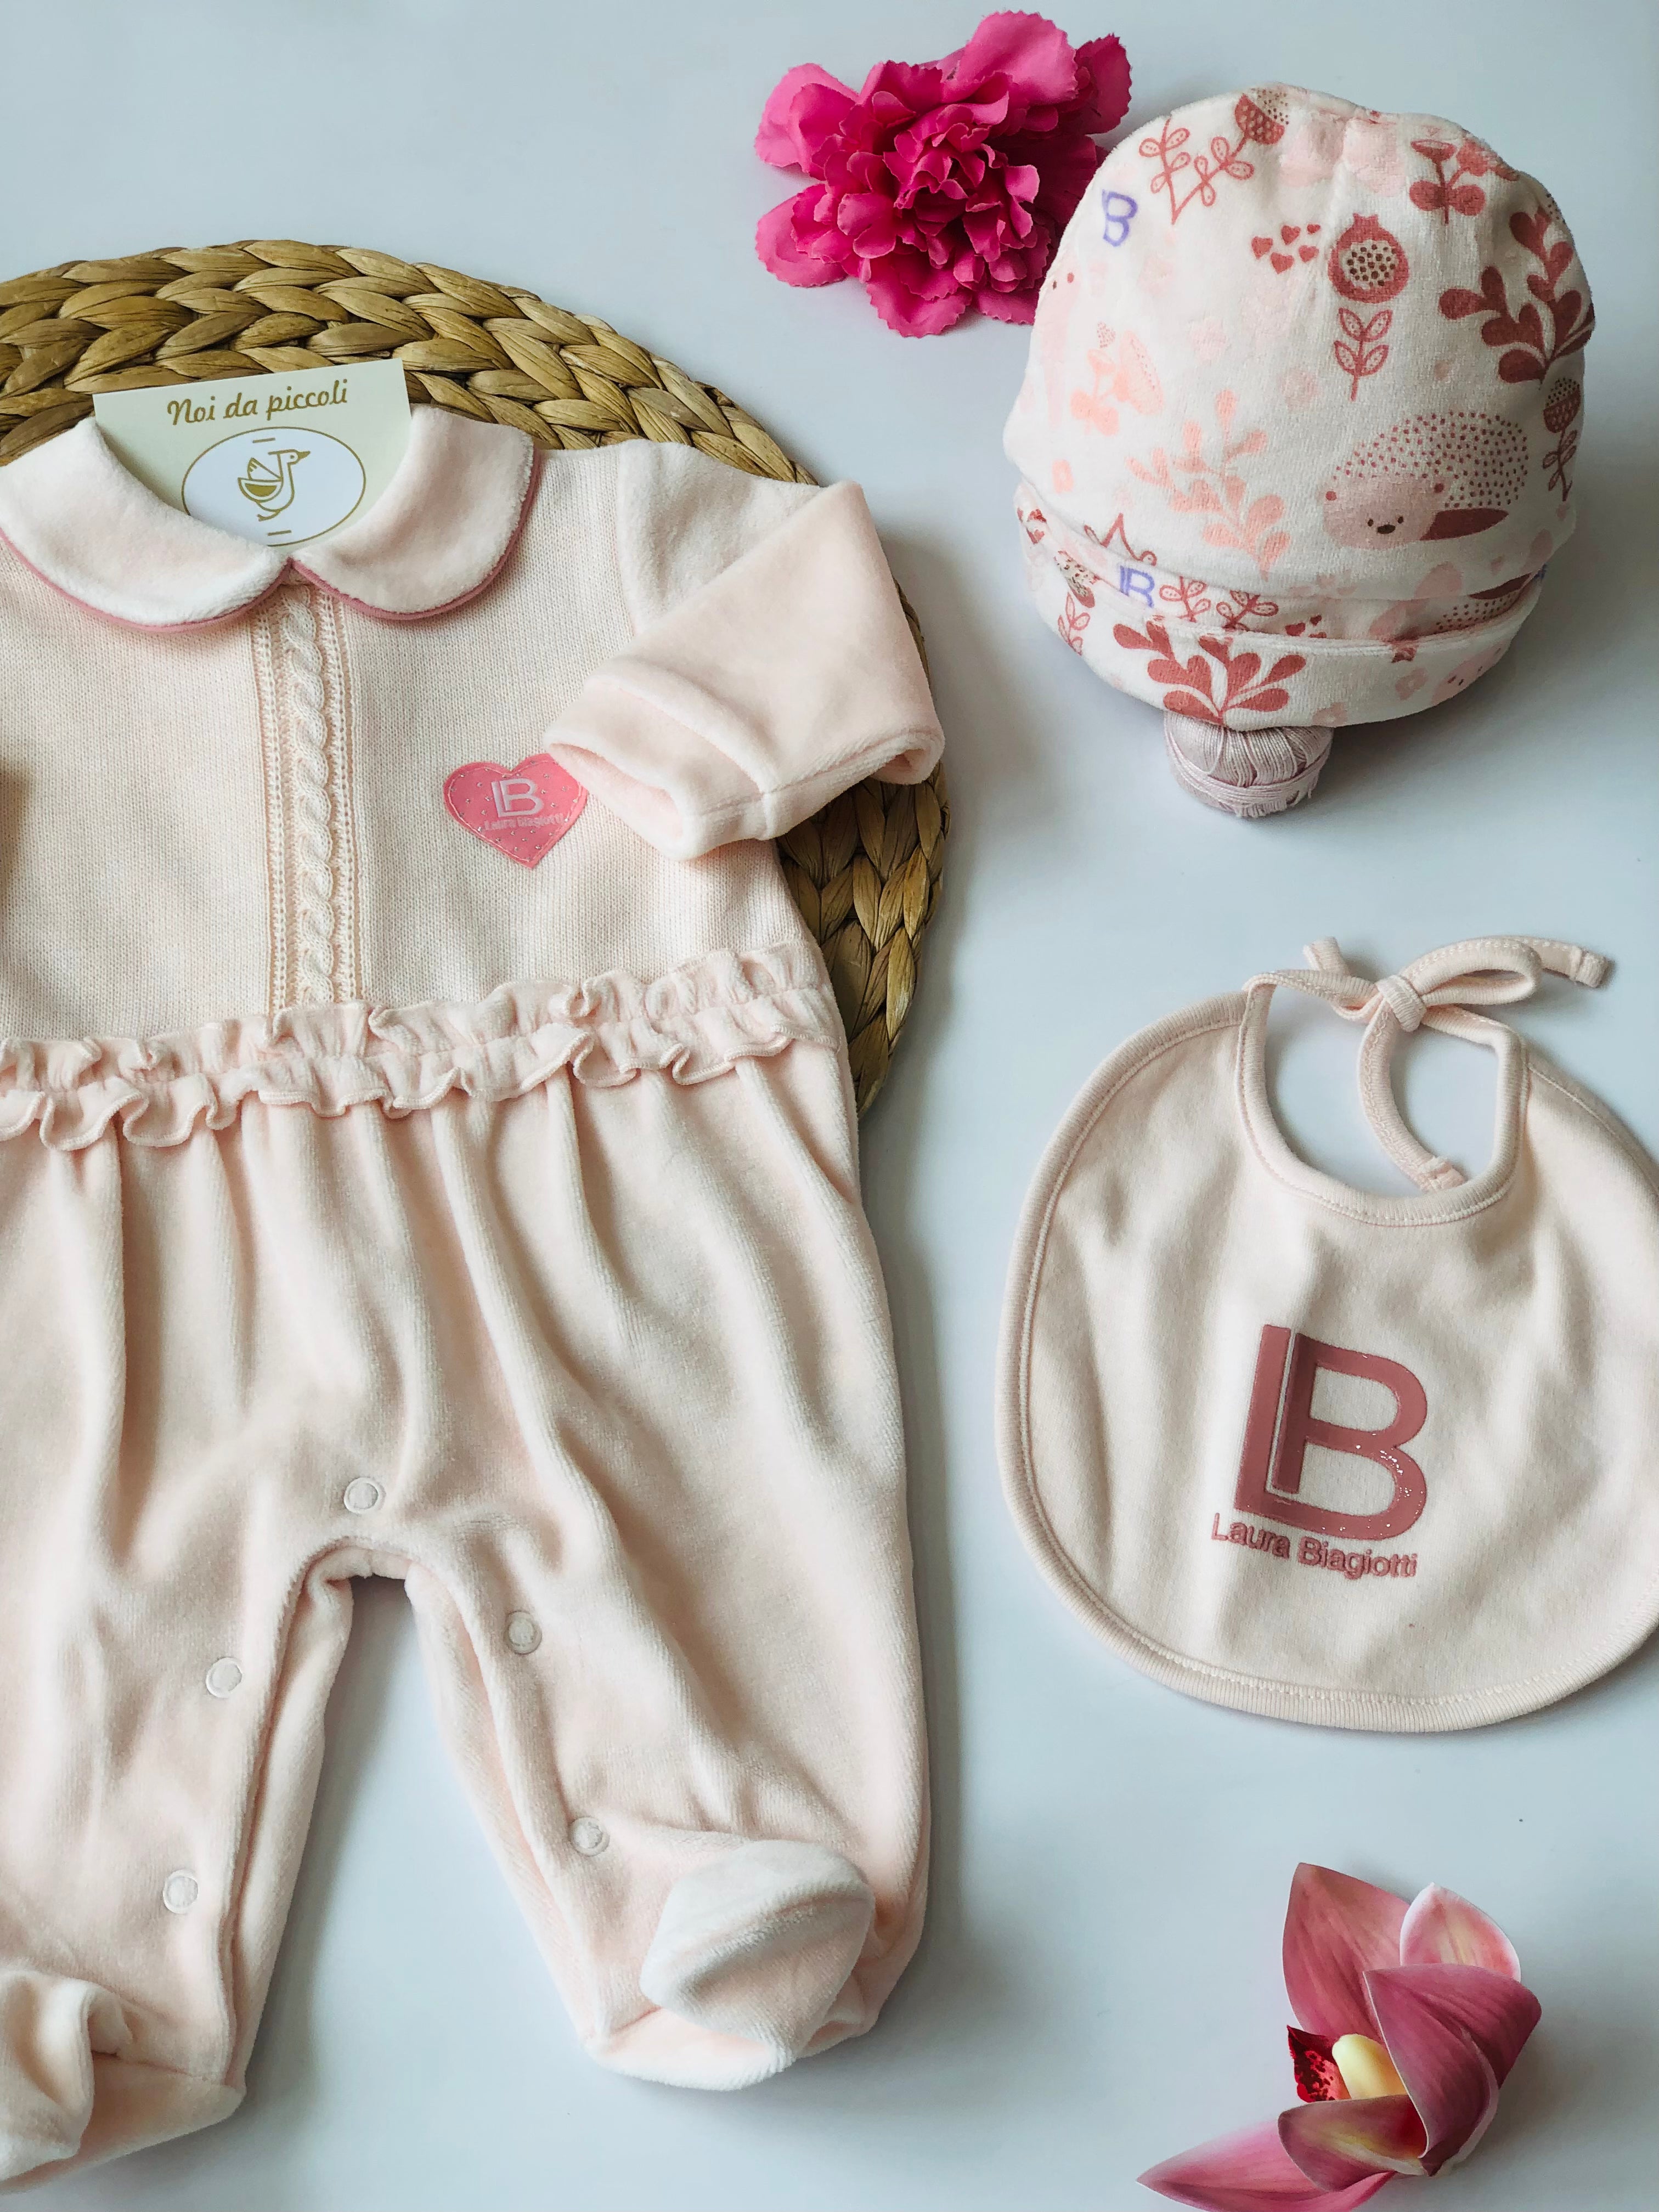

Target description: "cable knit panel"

left=0, top=947, right=840, bottom=1149
left=283, top=588, right=338, bottom=1006
left=251, top=582, right=360, bottom=1011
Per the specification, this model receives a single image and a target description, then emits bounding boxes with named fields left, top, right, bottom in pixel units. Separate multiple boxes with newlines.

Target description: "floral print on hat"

left=1004, top=84, right=1593, bottom=769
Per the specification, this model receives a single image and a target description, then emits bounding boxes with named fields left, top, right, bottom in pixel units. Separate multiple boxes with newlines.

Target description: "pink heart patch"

left=1271, top=252, right=1294, bottom=273
left=1299, top=245, right=1317, bottom=262
left=1251, top=235, right=1273, bottom=258
left=443, top=753, right=588, bottom=867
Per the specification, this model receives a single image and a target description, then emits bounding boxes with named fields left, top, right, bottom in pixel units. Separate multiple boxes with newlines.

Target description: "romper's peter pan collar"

left=0, top=407, right=537, bottom=629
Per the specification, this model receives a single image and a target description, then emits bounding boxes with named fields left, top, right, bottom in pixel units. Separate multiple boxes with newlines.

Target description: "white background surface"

left=5, top=4, right=1656, bottom=2207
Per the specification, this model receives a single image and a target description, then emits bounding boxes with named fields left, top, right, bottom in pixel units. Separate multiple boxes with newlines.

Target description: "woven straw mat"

left=0, top=239, right=948, bottom=1113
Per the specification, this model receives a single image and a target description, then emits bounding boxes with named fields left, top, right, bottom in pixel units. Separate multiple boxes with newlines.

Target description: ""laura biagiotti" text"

left=1208, top=1514, right=1417, bottom=1581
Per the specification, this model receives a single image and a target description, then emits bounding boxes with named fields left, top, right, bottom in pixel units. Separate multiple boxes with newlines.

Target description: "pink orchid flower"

left=1141, top=1864, right=1542, bottom=2210
left=753, top=12, right=1131, bottom=337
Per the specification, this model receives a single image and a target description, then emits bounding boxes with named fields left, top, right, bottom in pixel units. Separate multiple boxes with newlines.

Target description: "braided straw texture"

left=0, top=239, right=947, bottom=1112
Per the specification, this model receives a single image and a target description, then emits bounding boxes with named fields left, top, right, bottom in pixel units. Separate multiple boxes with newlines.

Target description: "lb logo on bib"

left=996, top=936, right=1659, bottom=1731
left=1235, top=1325, right=1427, bottom=1542
left=443, top=754, right=588, bottom=867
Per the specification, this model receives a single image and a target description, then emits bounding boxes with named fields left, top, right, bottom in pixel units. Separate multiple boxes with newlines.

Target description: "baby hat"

left=1004, top=86, right=1594, bottom=815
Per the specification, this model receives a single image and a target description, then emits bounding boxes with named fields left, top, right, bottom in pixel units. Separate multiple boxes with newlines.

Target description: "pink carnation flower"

left=754, top=12, right=1131, bottom=337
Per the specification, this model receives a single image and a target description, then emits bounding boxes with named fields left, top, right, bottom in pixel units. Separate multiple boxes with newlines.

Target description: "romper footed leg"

left=640, top=1843, right=876, bottom=2077
left=0, top=1974, right=129, bottom=2181
left=0, top=1968, right=241, bottom=2183
left=399, top=1042, right=928, bottom=2092
left=0, top=1116, right=382, bottom=2183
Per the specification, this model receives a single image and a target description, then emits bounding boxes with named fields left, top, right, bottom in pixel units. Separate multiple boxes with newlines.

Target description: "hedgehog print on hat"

left=1322, top=413, right=1528, bottom=546
left=1005, top=86, right=1594, bottom=815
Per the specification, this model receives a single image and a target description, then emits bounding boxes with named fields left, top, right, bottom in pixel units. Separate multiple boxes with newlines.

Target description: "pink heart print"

left=443, top=753, right=588, bottom=867
left=1255, top=223, right=1321, bottom=268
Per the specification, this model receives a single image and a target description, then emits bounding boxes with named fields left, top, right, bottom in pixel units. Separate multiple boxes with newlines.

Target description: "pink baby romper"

left=0, top=407, right=941, bottom=2181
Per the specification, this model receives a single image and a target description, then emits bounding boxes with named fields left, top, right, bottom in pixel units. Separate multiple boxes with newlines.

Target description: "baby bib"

left=997, top=937, right=1659, bottom=1730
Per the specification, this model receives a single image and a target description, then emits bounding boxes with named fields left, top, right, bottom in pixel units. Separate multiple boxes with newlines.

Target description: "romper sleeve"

left=544, top=442, right=943, bottom=859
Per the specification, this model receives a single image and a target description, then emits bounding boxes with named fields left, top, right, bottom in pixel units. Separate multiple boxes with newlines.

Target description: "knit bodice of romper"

left=0, top=409, right=941, bottom=1148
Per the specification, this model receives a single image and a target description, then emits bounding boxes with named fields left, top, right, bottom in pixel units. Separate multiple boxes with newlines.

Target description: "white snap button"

left=505, top=1611, right=541, bottom=1655
left=204, top=1658, right=243, bottom=1698
left=161, top=1871, right=199, bottom=1914
left=342, top=1478, right=383, bottom=1514
left=569, top=1817, right=608, bottom=1857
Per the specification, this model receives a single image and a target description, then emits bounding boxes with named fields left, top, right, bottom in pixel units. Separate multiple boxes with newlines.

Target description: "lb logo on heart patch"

left=443, top=754, right=588, bottom=867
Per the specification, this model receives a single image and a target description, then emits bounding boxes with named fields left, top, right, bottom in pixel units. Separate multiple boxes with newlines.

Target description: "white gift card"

left=93, top=360, right=411, bottom=549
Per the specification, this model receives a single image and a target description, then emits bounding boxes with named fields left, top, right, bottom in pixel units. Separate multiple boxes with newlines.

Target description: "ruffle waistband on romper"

left=0, top=946, right=840, bottom=1150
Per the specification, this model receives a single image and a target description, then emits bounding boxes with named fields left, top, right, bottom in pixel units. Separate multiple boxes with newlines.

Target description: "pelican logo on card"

left=184, top=427, right=364, bottom=544
left=443, top=754, right=589, bottom=867
left=92, top=360, right=410, bottom=549
left=1233, top=1324, right=1428, bottom=1541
